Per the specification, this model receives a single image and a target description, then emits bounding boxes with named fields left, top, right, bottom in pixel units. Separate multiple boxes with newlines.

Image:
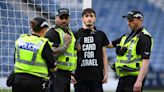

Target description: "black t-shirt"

left=112, top=27, right=152, bottom=59
left=74, top=27, right=109, bottom=81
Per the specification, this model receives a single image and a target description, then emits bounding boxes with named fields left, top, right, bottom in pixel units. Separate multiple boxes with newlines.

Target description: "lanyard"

left=124, top=31, right=137, bottom=45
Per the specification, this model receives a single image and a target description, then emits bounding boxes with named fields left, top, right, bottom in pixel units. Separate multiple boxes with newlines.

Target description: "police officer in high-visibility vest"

left=12, top=17, right=57, bottom=92
left=45, top=8, right=77, bottom=92
left=107, top=10, right=153, bottom=92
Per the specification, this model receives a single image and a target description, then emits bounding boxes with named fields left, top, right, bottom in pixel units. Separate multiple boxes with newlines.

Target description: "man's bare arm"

left=106, top=41, right=114, bottom=48
left=102, top=46, right=108, bottom=83
left=133, top=59, right=149, bottom=92
left=52, top=33, right=72, bottom=57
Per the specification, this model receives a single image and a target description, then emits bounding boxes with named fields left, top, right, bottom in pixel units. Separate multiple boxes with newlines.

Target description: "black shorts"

left=74, top=80, right=103, bottom=92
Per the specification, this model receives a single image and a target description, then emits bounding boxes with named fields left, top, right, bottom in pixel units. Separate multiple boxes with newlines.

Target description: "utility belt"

left=14, top=73, right=49, bottom=91
left=15, top=73, right=47, bottom=80
left=56, top=69, right=72, bottom=76
left=115, top=63, right=141, bottom=77
left=117, top=65, right=140, bottom=72
left=57, top=69, right=72, bottom=73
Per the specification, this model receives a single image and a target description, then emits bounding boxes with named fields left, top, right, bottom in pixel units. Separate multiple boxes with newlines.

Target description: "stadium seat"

left=93, top=0, right=164, bottom=72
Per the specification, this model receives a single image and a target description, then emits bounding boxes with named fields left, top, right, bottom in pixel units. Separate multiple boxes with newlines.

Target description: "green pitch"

left=0, top=89, right=164, bottom=92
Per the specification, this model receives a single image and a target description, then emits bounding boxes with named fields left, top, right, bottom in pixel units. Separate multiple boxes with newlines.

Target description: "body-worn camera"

left=116, top=45, right=127, bottom=56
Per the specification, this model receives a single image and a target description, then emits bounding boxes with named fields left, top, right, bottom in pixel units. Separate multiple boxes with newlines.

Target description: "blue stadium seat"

left=93, top=0, right=164, bottom=72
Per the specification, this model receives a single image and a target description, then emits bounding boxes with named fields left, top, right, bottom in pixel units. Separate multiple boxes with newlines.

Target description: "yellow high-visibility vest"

left=14, top=34, right=52, bottom=79
left=115, top=29, right=153, bottom=77
left=55, top=28, right=77, bottom=71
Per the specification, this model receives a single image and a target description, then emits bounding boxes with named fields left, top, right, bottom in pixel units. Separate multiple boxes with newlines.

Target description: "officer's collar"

left=55, top=25, right=69, bottom=31
left=131, top=27, right=143, bottom=35
left=32, top=34, right=40, bottom=37
left=135, top=27, right=143, bottom=32
left=81, top=26, right=96, bottom=34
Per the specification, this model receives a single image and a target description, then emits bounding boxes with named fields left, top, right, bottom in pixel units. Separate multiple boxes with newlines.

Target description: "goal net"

left=0, top=0, right=91, bottom=90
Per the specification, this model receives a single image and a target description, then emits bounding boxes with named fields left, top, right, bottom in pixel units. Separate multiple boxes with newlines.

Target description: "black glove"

left=116, top=45, right=121, bottom=55
left=6, top=71, right=15, bottom=87
left=116, top=46, right=127, bottom=56
left=109, top=61, right=116, bottom=72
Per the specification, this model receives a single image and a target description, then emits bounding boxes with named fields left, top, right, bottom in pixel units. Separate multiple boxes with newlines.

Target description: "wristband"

left=64, top=44, right=68, bottom=49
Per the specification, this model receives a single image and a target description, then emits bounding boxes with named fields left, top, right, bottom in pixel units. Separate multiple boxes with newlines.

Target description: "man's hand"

left=76, top=43, right=81, bottom=51
left=64, top=33, right=72, bottom=47
left=71, top=75, right=77, bottom=84
left=102, top=72, right=108, bottom=84
left=49, top=67, right=57, bottom=72
left=133, top=80, right=142, bottom=92
left=75, top=38, right=81, bottom=51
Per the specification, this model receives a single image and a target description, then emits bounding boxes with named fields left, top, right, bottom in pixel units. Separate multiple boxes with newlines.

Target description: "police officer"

left=107, top=10, right=153, bottom=92
left=12, top=17, right=57, bottom=92
left=71, top=8, right=109, bottom=92
left=45, top=8, right=77, bottom=92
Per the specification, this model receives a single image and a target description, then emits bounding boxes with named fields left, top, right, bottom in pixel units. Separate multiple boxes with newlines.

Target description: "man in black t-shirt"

left=71, top=8, right=109, bottom=92
left=107, top=10, right=153, bottom=92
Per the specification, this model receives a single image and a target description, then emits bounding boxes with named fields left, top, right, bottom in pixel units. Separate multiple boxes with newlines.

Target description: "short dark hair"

left=82, top=8, right=96, bottom=17
left=30, top=17, right=48, bottom=32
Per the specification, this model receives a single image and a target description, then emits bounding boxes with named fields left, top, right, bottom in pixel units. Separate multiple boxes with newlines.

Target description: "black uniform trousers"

left=50, top=70, right=71, bottom=92
left=116, top=76, right=145, bottom=92
left=74, top=80, right=103, bottom=92
left=12, top=73, right=46, bottom=92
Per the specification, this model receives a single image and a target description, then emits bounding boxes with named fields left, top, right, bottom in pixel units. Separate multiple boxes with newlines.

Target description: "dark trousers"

left=116, top=76, right=145, bottom=92
left=12, top=73, right=46, bottom=92
left=74, top=80, right=103, bottom=92
left=50, top=70, right=71, bottom=92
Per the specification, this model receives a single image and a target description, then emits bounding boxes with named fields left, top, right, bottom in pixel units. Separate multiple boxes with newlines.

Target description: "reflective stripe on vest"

left=15, top=67, right=48, bottom=77
left=56, top=61, right=75, bottom=66
left=119, top=58, right=142, bottom=64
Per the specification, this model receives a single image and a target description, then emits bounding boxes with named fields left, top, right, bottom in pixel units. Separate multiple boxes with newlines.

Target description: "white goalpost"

left=0, top=0, right=92, bottom=91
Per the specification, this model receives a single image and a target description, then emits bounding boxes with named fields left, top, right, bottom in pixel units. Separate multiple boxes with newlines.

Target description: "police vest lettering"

left=17, top=40, right=39, bottom=52
left=81, top=59, right=98, bottom=67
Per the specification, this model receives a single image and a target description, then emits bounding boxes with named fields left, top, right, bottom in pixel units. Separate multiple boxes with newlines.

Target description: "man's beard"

left=59, top=23, right=68, bottom=29
left=86, top=24, right=92, bottom=27
left=85, top=22, right=94, bottom=27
